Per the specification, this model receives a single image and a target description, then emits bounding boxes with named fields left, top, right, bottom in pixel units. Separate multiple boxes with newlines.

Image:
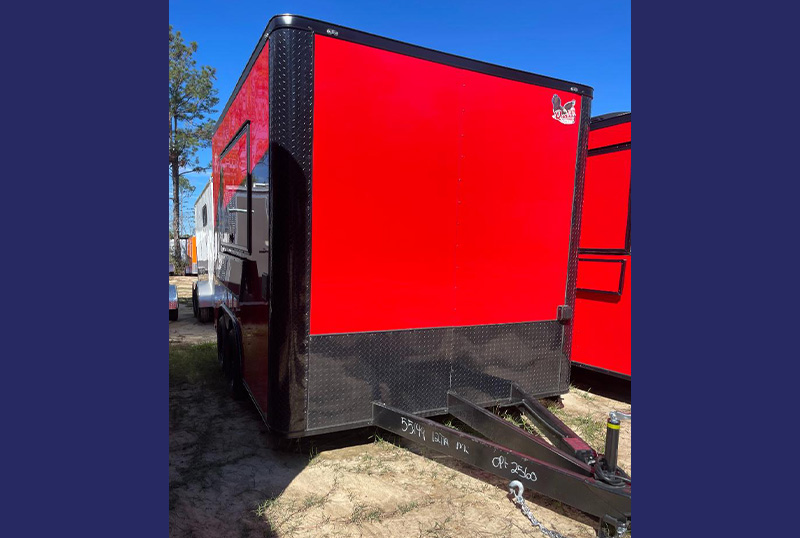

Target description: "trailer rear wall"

left=311, top=36, right=582, bottom=333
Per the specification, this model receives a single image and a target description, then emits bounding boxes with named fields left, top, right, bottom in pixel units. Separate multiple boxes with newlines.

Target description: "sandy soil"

left=169, top=279, right=631, bottom=538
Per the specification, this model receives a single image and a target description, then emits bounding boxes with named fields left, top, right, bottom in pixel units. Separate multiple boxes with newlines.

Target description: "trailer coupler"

left=371, top=387, right=630, bottom=536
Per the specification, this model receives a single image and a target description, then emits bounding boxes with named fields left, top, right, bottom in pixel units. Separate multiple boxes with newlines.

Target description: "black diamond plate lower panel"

left=451, top=322, right=565, bottom=404
left=307, top=329, right=453, bottom=430
left=307, top=321, right=567, bottom=431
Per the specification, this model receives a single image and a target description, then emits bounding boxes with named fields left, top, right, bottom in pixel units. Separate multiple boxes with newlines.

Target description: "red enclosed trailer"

left=572, top=113, right=631, bottom=378
left=210, top=16, right=630, bottom=533
left=212, top=14, right=593, bottom=436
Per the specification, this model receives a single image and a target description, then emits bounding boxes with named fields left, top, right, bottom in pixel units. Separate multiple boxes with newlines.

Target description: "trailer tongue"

left=372, top=387, right=630, bottom=537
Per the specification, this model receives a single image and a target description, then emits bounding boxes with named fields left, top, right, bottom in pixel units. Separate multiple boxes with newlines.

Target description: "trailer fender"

left=194, top=280, right=220, bottom=323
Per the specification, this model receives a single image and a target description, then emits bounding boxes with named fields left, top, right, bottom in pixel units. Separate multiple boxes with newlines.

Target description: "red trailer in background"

left=572, top=112, right=631, bottom=378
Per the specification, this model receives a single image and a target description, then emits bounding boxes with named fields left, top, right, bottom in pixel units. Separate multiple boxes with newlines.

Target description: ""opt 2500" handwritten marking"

left=491, top=455, right=537, bottom=482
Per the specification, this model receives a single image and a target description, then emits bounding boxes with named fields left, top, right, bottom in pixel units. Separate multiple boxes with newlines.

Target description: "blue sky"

left=169, top=0, right=630, bottom=230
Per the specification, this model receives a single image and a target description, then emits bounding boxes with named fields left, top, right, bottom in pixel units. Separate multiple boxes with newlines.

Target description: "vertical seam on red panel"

left=450, top=80, right=467, bottom=389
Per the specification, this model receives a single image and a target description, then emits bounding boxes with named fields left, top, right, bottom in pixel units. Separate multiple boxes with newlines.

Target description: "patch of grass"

left=370, top=432, right=404, bottom=453
left=500, top=410, right=537, bottom=435
left=571, top=384, right=594, bottom=401
left=302, top=493, right=327, bottom=509
left=443, top=419, right=461, bottom=431
left=308, top=446, right=321, bottom=465
left=545, top=400, right=568, bottom=419
left=254, top=497, right=278, bottom=518
left=352, top=451, right=391, bottom=475
left=424, top=516, right=454, bottom=537
left=169, top=343, right=219, bottom=387
left=397, top=500, right=419, bottom=514
left=348, top=504, right=383, bottom=524
left=568, top=414, right=606, bottom=449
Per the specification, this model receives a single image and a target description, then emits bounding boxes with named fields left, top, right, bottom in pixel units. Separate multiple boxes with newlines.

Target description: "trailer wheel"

left=199, top=308, right=212, bottom=323
left=216, top=313, right=245, bottom=400
left=169, top=307, right=178, bottom=321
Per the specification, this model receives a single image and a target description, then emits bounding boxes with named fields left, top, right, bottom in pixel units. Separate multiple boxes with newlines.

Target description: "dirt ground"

left=169, top=275, right=214, bottom=345
left=169, top=276, right=631, bottom=538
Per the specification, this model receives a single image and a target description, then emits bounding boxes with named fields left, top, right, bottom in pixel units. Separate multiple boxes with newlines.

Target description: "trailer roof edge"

left=590, top=112, right=631, bottom=129
left=214, top=14, right=594, bottom=135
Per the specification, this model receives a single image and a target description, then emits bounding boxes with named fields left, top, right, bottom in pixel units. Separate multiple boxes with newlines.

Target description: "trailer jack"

left=372, top=386, right=631, bottom=536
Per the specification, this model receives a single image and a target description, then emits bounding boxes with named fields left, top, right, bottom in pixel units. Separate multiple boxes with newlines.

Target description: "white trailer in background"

left=191, top=178, right=269, bottom=323
left=194, top=179, right=215, bottom=275
left=192, top=178, right=221, bottom=322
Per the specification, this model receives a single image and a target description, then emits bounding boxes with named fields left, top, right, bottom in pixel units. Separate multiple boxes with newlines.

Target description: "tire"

left=217, top=313, right=245, bottom=399
left=169, top=307, right=178, bottom=321
left=199, top=307, right=212, bottom=323
left=192, top=287, right=199, bottom=318
left=224, top=321, right=245, bottom=400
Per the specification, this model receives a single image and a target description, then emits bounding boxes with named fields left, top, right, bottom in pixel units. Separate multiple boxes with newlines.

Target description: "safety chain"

left=508, top=481, right=571, bottom=538
left=507, top=481, right=628, bottom=538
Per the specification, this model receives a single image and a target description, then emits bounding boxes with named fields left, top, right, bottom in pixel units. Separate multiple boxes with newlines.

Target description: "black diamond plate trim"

left=267, top=27, right=314, bottom=434
left=452, top=321, right=565, bottom=404
left=560, top=96, right=593, bottom=392
left=307, top=328, right=454, bottom=429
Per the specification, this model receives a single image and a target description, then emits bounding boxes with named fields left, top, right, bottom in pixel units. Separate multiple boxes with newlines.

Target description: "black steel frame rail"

left=509, top=385, right=598, bottom=463
left=372, top=388, right=631, bottom=526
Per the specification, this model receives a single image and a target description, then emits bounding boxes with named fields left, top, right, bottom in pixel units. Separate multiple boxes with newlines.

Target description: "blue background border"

left=5, top=1, right=794, bottom=536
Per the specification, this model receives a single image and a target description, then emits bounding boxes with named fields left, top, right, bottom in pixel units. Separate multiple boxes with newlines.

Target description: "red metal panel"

left=220, top=135, right=247, bottom=208
left=572, top=255, right=631, bottom=376
left=579, top=149, right=630, bottom=250
left=210, top=42, right=270, bottom=414
left=310, top=36, right=460, bottom=334
left=455, top=73, right=581, bottom=326
left=588, top=122, right=630, bottom=150
left=576, top=259, right=624, bottom=294
left=572, top=116, right=631, bottom=377
left=310, top=35, right=582, bottom=334
left=212, top=42, right=269, bottom=217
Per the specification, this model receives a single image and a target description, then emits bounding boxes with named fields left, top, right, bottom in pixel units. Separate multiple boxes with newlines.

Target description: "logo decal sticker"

left=551, top=94, right=576, bottom=125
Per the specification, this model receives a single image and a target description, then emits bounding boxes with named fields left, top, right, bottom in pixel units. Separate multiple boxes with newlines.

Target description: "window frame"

left=218, top=120, right=252, bottom=254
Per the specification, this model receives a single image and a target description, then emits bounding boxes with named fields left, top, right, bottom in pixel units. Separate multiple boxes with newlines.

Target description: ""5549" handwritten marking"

left=400, top=417, right=426, bottom=441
